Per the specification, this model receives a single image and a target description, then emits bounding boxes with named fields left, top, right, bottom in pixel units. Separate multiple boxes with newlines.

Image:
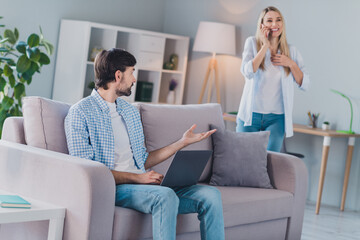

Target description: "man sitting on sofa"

left=64, top=48, right=224, bottom=240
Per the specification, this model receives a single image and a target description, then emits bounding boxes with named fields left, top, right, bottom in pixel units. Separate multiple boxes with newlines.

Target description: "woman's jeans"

left=236, top=112, right=285, bottom=152
left=115, top=184, right=225, bottom=240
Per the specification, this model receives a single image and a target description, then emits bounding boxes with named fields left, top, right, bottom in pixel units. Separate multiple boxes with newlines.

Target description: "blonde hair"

left=255, top=6, right=290, bottom=75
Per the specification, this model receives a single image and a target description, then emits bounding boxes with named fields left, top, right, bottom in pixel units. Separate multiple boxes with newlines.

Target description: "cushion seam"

left=39, top=98, right=48, bottom=149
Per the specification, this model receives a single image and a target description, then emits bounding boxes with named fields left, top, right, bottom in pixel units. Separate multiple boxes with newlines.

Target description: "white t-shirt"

left=253, top=51, right=284, bottom=114
left=106, top=101, right=143, bottom=174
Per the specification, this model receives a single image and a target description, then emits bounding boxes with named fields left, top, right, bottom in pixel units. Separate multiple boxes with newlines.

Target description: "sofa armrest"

left=267, top=151, right=308, bottom=240
left=2, top=117, right=26, bottom=144
left=0, top=140, right=115, bottom=240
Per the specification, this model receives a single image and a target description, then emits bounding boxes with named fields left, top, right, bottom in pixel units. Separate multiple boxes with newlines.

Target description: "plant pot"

left=322, top=123, right=330, bottom=130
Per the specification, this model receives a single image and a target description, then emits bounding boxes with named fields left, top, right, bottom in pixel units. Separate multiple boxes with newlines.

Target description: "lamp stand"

left=331, top=89, right=355, bottom=134
left=198, top=54, right=220, bottom=104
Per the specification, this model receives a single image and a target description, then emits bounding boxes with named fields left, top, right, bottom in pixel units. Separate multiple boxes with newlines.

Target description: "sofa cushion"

left=218, top=186, right=293, bottom=226
left=139, top=103, right=224, bottom=182
left=112, top=185, right=293, bottom=239
left=22, top=96, right=71, bottom=154
left=209, top=126, right=273, bottom=188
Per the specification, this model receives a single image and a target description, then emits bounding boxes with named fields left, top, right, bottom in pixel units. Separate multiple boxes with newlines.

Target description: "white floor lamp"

left=193, top=21, right=236, bottom=104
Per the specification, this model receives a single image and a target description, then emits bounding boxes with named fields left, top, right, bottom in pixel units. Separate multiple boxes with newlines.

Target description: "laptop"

left=160, top=150, right=212, bottom=187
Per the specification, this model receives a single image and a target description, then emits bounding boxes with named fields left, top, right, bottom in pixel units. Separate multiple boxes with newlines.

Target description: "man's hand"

left=111, top=170, right=163, bottom=185
left=180, top=124, right=216, bottom=147
left=145, top=124, right=216, bottom=169
left=135, top=170, right=164, bottom=185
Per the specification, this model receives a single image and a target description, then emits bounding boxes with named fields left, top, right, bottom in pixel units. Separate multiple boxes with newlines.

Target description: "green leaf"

left=27, top=34, right=40, bottom=47
left=38, top=52, right=50, bottom=65
left=26, top=61, right=39, bottom=76
left=15, top=41, right=27, bottom=54
left=0, top=56, right=11, bottom=61
left=0, top=68, right=3, bottom=75
left=18, top=76, right=26, bottom=84
left=14, top=83, right=25, bottom=101
left=26, top=47, right=41, bottom=61
left=21, top=72, right=31, bottom=81
left=0, top=47, right=9, bottom=52
left=20, top=71, right=33, bottom=84
left=8, top=74, right=15, bottom=88
left=4, top=29, right=16, bottom=44
left=14, top=28, right=19, bottom=41
left=8, top=59, right=16, bottom=66
left=16, top=55, right=31, bottom=73
left=0, top=109, right=7, bottom=136
left=0, top=109, right=7, bottom=138
left=9, top=105, right=22, bottom=116
left=0, top=56, right=16, bottom=65
left=42, top=40, right=54, bottom=55
left=3, top=64, right=13, bottom=77
left=0, top=38, right=8, bottom=44
left=1, top=96, right=14, bottom=111
left=26, top=76, right=32, bottom=85
left=0, top=76, right=6, bottom=92
left=0, top=25, right=5, bottom=28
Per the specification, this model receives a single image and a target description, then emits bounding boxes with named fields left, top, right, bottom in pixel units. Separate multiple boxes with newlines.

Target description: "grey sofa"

left=0, top=96, right=308, bottom=240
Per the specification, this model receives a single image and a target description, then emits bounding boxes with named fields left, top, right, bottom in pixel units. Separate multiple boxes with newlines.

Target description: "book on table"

left=0, top=195, right=31, bottom=208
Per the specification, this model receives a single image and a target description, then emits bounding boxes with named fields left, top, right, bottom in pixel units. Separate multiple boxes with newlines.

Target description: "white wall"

left=163, top=0, right=360, bottom=211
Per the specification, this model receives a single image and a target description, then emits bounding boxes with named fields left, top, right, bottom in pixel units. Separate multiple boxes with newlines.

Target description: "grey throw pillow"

left=209, top=125, right=273, bottom=188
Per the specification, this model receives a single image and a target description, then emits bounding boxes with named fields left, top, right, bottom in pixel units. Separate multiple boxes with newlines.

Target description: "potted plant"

left=0, top=16, right=53, bottom=137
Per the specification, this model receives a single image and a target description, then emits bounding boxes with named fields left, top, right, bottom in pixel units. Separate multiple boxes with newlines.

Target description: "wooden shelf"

left=161, top=69, right=182, bottom=74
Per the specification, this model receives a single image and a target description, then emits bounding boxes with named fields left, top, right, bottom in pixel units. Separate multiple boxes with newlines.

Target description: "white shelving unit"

left=52, top=19, right=189, bottom=105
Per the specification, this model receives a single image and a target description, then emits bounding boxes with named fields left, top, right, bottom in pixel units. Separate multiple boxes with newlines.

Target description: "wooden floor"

left=302, top=202, right=360, bottom=240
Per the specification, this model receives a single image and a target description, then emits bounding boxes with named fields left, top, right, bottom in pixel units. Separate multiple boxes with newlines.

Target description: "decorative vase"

left=90, top=46, right=103, bottom=61
left=166, top=90, right=176, bottom=104
left=170, top=54, right=178, bottom=70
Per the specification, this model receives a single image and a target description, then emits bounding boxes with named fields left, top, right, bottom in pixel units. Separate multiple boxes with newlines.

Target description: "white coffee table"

left=0, top=190, right=65, bottom=240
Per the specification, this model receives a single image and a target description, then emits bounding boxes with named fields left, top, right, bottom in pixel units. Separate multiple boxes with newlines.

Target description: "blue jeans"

left=115, top=184, right=225, bottom=240
left=236, top=112, right=285, bottom=152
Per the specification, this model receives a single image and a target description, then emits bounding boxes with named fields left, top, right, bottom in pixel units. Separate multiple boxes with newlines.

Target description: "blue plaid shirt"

left=65, top=89, right=147, bottom=172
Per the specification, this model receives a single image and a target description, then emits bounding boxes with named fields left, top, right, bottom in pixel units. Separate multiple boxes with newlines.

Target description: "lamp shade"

left=193, top=21, right=236, bottom=55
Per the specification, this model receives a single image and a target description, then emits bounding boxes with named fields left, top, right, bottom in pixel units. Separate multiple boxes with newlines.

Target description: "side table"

left=0, top=190, right=66, bottom=240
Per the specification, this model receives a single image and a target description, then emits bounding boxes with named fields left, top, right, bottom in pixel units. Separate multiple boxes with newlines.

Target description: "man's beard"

left=116, top=84, right=133, bottom=97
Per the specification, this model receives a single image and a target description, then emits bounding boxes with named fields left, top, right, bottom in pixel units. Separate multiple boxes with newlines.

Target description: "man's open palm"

left=182, top=124, right=216, bottom=145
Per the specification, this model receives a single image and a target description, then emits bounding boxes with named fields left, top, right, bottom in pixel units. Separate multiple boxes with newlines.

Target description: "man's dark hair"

left=94, top=48, right=136, bottom=90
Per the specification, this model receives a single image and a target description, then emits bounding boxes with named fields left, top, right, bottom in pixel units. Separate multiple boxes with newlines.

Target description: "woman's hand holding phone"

left=260, top=24, right=270, bottom=47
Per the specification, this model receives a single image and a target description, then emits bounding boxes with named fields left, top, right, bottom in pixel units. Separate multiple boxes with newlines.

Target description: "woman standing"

left=236, top=6, right=310, bottom=152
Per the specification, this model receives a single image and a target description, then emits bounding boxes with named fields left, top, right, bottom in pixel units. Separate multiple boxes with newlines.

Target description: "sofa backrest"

left=139, top=103, right=225, bottom=182
left=2, top=97, right=225, bottom=182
